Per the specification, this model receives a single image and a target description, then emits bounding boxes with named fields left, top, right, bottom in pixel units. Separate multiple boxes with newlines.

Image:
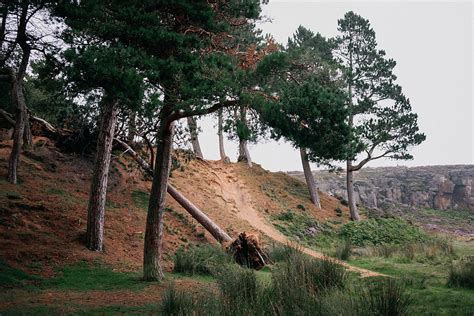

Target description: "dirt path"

left=215, top=166, right=382, bottom=278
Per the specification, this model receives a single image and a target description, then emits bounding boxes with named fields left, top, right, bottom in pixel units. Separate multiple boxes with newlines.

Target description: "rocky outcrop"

left=288, top=165, right=474, bottom=211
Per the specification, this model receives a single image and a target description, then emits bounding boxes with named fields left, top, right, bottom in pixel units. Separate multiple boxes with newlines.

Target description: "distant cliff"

left=288, top=165, right=474, bottom=212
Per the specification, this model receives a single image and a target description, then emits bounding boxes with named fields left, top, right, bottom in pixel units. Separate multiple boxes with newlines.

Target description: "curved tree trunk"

left=7, top=74, right=27, bottom=184
left=85, top=100, right=119, bottom=251
left=237, top=106, right=252, bottom=167
left=217, top=108, right=229, bottom=163
left=143, top=114, right=175, bottom=281
left=300, top=148, right=321, bottom=209
left=187, top=116, right=203, bottom=159
left=346, top=161, right=360, bottom=221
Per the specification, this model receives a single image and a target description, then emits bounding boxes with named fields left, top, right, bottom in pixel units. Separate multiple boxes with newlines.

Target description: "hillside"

left=0, top=136, right=350, bottom=278
left=1, top=138, right=474, bottom=314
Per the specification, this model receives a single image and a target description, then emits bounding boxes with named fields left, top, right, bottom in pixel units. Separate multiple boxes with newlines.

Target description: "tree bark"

left=346, top=161, right=360, bottom=221
left=7, top=74, right=27, bottom=184
left=167, top=185, right=231, bottom=243
left=23, top=113, right=33, bottom=149
left=85, top=99, right=119, bottom=251
left=143, top=113, right=175, bottom=281
left=186, top=116, right=203, bottom=159
left=300, top=148, right=321, bottom=209
left=237, top=106, right=252, bottom=167
left=217, top=108, right=230, bottom=163
left=114, top=138, right=232, bottom=244
left=127, top=111, right=137, bottom=145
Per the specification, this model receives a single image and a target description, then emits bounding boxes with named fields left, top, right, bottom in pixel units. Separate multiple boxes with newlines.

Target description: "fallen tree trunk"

left=113, top=138, right=268, bottom=268
left=0, top=110, right=267, bottom=268
left=113, top=138, right=232, bottom=243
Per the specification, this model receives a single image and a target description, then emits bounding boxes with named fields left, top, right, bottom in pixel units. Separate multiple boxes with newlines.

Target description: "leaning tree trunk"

left=300, top=148, right=321, bottom=209
left=143, top=117, right=175, bottom=281
left=7, top=74, right=27, bottom=184
left=187, top=116, right=203, bottom=159
left=237, top=106, right=252, bottom=167
left=114, top=138, right=232, bottom=244
left=85, top=100, right=119, bottom=251
left=346, top=160, right=360, bottom=221
left=217, top=108, right=229, bottom=163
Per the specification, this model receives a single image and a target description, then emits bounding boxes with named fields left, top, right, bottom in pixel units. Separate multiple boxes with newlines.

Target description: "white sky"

left=194, top=0, right=473, bottom=171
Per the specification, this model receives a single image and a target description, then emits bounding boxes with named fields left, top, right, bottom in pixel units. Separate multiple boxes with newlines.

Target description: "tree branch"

left=170, top=99, right=239, bottom=122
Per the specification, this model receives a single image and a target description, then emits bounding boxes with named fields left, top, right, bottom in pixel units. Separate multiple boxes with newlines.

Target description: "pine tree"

left=55, top=1, right=147, bottom=251
left=335, top=12, right=425, bottom=220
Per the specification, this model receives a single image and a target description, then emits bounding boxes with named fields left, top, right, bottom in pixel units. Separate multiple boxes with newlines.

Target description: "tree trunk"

left=217, top=108, right=229, bottom=163
left=23, top=113, right=33, bottom=149
left=237, top=106, right=252, bottom=167
left=114, top=138, right=232, bottom=244
left=127, top=112, right=136, bottom=145
left=85, top=100, right=119, bottom=251
left=167, top=185, right=231, bottom=243
left=143, top=117, right=175, bottom=281
left=187, top=116, right=203, bottom=159
left=7, top=74, right=27, bottom=184
left=346, top=161, right=360, bottom=221
left=300, top=148, right=321, bottom=209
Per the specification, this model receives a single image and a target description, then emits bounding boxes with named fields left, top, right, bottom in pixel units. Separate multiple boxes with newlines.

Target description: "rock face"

left=288, top=165, right=474, bottom=211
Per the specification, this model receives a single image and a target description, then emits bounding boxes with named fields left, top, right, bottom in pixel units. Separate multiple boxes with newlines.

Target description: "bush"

left=160, top=284, right=221, bottom=315
left=361, top=278, right=412, bottom=316
left=271, top=253, right=348, bottom=314
left=266, top=243, right=303, bottom=263
left=173, top=245, right=232, bottom=276
left=214, top=264, right=259, bottom=315
left=340, top=218, right=427, bottom=246
left=447, top=256, right=474, bottom=289
left=334, top=239, right=351, bottom=260
left=159, top=285, right=194, bottom=316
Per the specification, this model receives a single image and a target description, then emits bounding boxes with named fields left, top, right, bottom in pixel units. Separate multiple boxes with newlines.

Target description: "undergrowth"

left=173, top=244, right=232, bottom=276
left=164, top=245, right=412, bottom=315
left=340, top=218, right=427, bottom=246
left=447, top=256, right=474, bottom=289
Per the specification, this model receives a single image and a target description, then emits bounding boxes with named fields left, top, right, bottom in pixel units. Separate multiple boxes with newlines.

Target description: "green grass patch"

left=73, top=303, right=161, bottom=315
left=46, top=187, right=67, bottom=196
left=0, top=260, right=41, bottom=289
left=348, top=243, right=474, bottom=316
left=44, top=261, right=147, bottom=292
left=131, top=189, right=149, bottom=210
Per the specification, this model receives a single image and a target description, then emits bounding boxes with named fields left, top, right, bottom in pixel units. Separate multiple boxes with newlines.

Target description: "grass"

left=173, top=244, right=232, bottom=276
left=269, top=214, right=473, bottom=315
left=131, top=189, right=149, bottom=210
left=162, top=246, right=413, bottom=315
left=348, top=241, right=474, bottom=315
left=44, top=261, right=147, bottom=292
left=46, top=187, right=67, bottom=196
left=447, top=256, right=474, bottom=289
left=0, top=260, right=41, bottom=289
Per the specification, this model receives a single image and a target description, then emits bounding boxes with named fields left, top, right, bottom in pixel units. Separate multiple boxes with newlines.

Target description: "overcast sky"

left=195, top=0, right=473, bottom=172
